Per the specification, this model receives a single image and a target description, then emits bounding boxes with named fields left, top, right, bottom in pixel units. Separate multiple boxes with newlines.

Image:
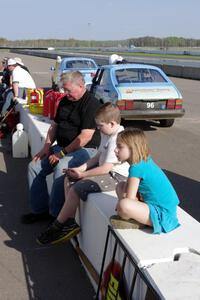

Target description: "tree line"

left=0, top=36, right=200, bottom=48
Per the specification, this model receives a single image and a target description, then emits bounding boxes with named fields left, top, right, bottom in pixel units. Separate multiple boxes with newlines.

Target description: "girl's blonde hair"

left=117, top=128, right=150, bottom=164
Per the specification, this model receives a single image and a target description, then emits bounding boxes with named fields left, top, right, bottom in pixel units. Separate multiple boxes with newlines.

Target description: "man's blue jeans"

left=28, top=145, right=97, bottom=217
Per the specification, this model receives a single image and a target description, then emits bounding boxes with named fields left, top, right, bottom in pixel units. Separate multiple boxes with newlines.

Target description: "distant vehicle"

left=51, top=57, right=98, bottom=90
left=90, top=64, right=185, bottom=127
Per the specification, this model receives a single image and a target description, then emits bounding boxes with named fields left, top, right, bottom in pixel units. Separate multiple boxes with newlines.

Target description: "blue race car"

left=90, top=64, right=185, bottom=127
left=51, top=57, right=98, bottom=90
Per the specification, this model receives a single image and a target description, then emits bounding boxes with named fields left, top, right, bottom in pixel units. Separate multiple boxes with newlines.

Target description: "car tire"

left=159, top=119, right=175, bottom=127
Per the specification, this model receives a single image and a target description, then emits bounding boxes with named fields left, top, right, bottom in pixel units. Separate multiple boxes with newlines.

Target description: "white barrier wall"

left=16, top=100, right=51, bottom=157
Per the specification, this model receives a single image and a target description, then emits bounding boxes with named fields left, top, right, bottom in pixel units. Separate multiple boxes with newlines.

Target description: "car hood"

left=117, top=85, right=181, bottom=100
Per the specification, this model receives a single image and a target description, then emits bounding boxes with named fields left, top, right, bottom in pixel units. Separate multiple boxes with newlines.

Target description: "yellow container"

left=35, top=88, right=44, bottom=105
left=27, top=88, right=44, bottom=105
left=29, top=104, right=43, bottom=115
left=27, top=88, right=34, bottom=105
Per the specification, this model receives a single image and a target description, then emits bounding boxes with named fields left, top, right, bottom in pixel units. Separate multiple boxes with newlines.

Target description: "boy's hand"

left=65, top=168, right=84, bottom=179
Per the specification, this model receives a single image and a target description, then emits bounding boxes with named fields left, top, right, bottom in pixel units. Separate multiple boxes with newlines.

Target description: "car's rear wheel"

left=159, top=119, right=175, bottom=127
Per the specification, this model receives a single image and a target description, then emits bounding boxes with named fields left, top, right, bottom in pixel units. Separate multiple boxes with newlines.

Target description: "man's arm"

left=45, top=121, right=57, bottom=146
left=63, top=128, right=95, bottom=154
left=49, top=128, right=95, bottom=165
left=12, top=82, right=19, bottom=98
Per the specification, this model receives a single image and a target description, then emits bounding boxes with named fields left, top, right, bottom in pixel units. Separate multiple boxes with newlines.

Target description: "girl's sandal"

left=110, top=215, right=144, bottom=229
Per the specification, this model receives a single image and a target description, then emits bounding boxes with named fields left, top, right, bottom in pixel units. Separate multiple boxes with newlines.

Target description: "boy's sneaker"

left=110, top=215, right=144, bottom=229
left=36, top=218, right=81, bottom=245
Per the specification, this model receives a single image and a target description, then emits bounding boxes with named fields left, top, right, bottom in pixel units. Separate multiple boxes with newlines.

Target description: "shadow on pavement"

left=0, top=136, right=95, bottom=300
left=121, top=119, right=158, bottom=131
left=165, top=169, right=200, bottom=222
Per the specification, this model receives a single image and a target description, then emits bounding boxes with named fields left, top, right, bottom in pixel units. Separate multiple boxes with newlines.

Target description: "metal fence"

left=96, top=226, right=162, bottom=300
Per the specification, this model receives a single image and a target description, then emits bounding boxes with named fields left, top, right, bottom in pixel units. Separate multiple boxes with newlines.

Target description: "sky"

left=1, top=0, right=200, bottom=41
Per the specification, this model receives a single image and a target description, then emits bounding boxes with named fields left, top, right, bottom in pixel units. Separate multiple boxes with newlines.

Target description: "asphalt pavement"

left=0, top=50, right=95, bottom=300
left=0, top=136, right=95, bottom=300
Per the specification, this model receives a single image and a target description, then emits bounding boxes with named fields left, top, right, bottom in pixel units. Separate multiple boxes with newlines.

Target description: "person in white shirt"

left=1, top=58, right=36, bottom=115
left=37, top=102, right=129, bottom=245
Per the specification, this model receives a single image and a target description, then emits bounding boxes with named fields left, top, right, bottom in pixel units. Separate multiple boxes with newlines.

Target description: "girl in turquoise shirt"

left=111, top=128, right=180, bottom=234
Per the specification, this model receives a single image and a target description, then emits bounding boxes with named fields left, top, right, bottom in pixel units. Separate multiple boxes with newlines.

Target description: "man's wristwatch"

left=62, top=147, right=68, bottom=154
left=59, top=150, right=65, bottom=158
left=60, top=148, right=67, bottom=157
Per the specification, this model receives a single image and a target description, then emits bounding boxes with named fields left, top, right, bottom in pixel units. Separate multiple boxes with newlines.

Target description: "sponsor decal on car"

left=124, top=89, right=134, bottom=94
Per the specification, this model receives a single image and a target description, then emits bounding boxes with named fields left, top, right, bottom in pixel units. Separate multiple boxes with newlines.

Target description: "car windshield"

left=115, top=68, right=167, bottom=84
left=65, top=60, right=96, bottom=69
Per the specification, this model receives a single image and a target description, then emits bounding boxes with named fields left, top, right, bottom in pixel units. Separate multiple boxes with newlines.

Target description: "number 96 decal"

left=147, top=102, right=155, bottom=109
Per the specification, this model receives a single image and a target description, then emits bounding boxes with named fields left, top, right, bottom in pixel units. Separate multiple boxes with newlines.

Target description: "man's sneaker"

left=110, top=215, right=144, bottom=229
left=36, top=218, right=81, bottom=245
left=21, top=212, right=55, bottom=224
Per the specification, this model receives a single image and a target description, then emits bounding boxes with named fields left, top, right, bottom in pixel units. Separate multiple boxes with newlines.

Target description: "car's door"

left=92, top=69, right=114, bottom=102
left=90, top=68, right=102, bottom=94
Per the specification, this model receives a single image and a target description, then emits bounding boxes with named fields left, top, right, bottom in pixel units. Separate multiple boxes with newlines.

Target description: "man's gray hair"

left=60, top=71, right=85, bottom=86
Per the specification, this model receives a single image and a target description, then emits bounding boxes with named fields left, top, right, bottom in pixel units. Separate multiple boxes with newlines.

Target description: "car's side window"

left=64, top=60, right=96, bottom=69
left=91, top=69, right=103, bottom=89
left=95, top=69, right=104, bottom=85
left=115, top=68, right=167, bottom=83
left=115, top=69, right=139, bottom=83
left=149, top=70, right=166, bottom=82
left=99, top=70, right=109, bottom=85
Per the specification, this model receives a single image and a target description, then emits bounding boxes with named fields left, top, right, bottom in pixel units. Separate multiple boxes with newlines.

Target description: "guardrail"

left=11, top=49, right=200, bottom=80
left=96, top=225, right=161, bottom=300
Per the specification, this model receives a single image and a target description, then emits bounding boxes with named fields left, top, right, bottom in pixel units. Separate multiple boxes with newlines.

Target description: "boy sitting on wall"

left=37, top=102, right=129, bottom=245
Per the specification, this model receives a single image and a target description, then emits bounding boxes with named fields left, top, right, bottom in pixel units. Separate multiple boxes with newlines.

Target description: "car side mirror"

left=50, top=66, right=55, bottom=71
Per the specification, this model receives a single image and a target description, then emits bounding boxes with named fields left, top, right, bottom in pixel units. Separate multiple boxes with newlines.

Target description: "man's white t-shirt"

left=97, top=125, right=129, bottom=177
left=12, top=66, right=36, bottom=89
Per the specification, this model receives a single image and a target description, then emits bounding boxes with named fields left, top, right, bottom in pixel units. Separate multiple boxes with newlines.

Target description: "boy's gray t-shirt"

left=97, top=125, right=129, bottom=177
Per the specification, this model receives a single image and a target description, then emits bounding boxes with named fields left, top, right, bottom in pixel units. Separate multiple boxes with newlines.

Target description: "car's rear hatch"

left=117, top=84, right=181, bottom=100
left=116, top=84, right=183, bottom=111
